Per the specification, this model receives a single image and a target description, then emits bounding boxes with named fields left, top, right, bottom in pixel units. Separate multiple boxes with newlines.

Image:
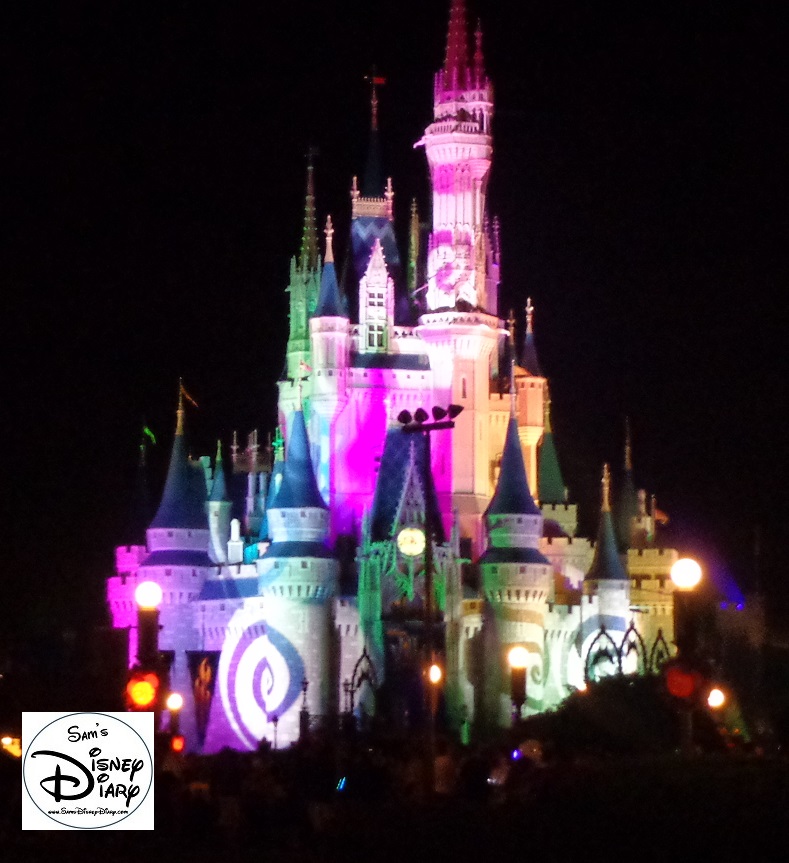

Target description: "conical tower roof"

left=587, top=464, right=628, bottom=582
left=538, top=393, right=565, bottom=504
left=486, top=416, right=541, bottom=517
left=271, top=411, right=326, bottom=510
left=521, top=298, right=543, bottom=377
left=315, top=216, right=347, bottom=317
left=209, top=440, right=228, bottom=502
left=150, top=391, right=208, bottom=530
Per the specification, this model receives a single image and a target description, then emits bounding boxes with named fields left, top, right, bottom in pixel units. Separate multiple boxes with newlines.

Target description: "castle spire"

left=486, top=416, right=541, bottom=518
left=586, top=463, right=628, bottom=582
left=271, top=410, right=327, bottom=510
left=299, top=155, right=319, bottom=271
left=507, top=308, right=517, bottom=416
left=150, top=382, right=207, bottom=530
left=538, top=389, right=566, bottom=505
left=315, top=218, right=346, bottom=318
left=443, top=0, right=469, bottom=84
left=209, top=440, right=228, bottom=502
left=520, top=299, right=543, bottom=376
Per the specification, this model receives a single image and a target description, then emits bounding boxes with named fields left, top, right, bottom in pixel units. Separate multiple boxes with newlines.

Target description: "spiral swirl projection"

left=218, top=608, right=305, bottom=750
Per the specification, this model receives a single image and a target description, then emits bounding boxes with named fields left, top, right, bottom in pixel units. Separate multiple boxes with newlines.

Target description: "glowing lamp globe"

left=135, top=581, right=163, bottom=609
left=1, top=736, right=12, bottom=746
left=428, top=664, right=442, bottom=685
left=170, top=734, right=186, bottom=753
left=671, top=558, right=702, bottom=591
left=508, top=646, right=529, bottom=669
left=166, top=692, right=184, bottom=712
left=707, top=687, right=726, bottom=709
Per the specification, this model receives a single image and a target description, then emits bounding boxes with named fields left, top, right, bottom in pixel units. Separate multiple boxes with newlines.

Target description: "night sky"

left=5, top=1, right=787, bottom=639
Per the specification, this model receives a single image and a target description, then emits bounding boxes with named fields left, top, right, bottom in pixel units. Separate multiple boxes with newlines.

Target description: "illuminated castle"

left=108, top=0, right=678, bottom=750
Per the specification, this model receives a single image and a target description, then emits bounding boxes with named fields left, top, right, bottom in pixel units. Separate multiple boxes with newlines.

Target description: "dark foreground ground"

left=3, top=746, right=788, bottom=863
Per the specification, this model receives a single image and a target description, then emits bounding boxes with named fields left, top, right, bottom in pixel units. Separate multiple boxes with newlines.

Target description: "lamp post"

left=670, top=557, right=702, bottom=756
left=134, top=580, right=163, bottom=668
left=398, top=403, right=463, bottom=795
left=507, top=646, right=529, bottom=726
left=166, top=691, right=183, bottom=736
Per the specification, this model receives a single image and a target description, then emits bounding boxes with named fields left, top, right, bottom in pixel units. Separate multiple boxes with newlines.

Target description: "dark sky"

left=4, top=1, right=787, bottom=638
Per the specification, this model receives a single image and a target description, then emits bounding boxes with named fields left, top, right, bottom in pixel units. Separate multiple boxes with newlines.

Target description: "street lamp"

left=671, top=557, right=702, bottom=660
left=134, top=581, right=162, bottom=667
left=398, top=404, right=462, bottom=796
left=166, top=691, right=183, bottom=736
left=671, top=558, right=702, bottom=591
left=670, top=557, right=703, bottom=756
left=508, top=646, right=528, bottom=725
left=707, top=687, right=726, bottom=709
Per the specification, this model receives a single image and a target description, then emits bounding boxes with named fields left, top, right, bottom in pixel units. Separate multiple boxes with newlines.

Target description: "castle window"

left=301, top=561, right=308, bottom=569
left=166, top=569, right=172, bottom=576
left=369, top=291, right=385, bottom=307
left=462, top=377, right=467, bottom=399
left=367, top=324, right=385, bottom=348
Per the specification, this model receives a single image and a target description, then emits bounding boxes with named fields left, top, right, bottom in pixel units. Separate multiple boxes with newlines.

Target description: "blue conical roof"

left=486, top=417, right=541, bottom=517
left=150, top=409, right=208, bottom=530
left=521, top=330, right=542, bottom=377
left=270, top=411, right=327, bottom=510
left=587, top=467, right=628, bottom=582
left=315, top=260, right=346, bottom=318
left=587, top=510, right=629, bottom=581
left=209, top=442, right=228, bottom=502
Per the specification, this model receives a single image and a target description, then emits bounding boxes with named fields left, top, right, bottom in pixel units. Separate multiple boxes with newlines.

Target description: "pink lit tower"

left=415, top=0, right=512, bottom=547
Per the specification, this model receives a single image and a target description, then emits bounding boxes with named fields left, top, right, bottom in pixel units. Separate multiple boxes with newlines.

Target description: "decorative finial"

left=176, top=378, right=185, bottom=436
left=324, top=215, right=334, bottom=264
left=602, top=463, right=611, bottom=513
left=364, top=68, right=386, bottom=131
left=624, top=417, right=633, bottom=472
left=299, top=151, right=319, bottom=270
left=526, top=297, right=535, bottom=334
left=507, top=308, right=516, bottom=345
left=508, top=310, right=517, bottom=416
left=543, top=387, right=552, bottom=433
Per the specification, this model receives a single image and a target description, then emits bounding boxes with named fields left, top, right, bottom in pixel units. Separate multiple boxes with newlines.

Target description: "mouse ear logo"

left=22, top=712, right=154, bottom=830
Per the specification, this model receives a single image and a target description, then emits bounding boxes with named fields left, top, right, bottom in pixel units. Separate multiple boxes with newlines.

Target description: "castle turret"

left=207, top=440, right=232, bottom=564
left=256, top=409, right=337, bottom=745
left=310, top=216, right=350, bottom=504
left=586, top=464, right=631, bottom=626
left=480, top=409, right=553, bottom=724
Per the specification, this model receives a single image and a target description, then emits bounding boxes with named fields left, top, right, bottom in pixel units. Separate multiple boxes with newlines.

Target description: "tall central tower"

left=418, top=0, right=494, bottom=313
left=416, top=0, right=502, bottom=547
